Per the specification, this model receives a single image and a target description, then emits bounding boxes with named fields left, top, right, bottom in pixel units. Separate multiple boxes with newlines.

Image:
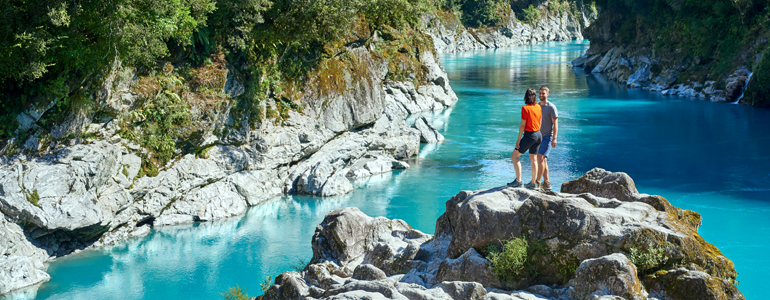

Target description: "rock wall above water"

left=571, top=5, right=770, bottom=105
left=261, top=168, right=743, bottom=300
left=0, top=39, right=457, bottom=296
left=422, top=6, right=593, bottom=54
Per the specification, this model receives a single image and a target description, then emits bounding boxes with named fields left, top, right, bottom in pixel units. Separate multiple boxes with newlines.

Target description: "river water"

left=18, top=40, right=768, bottom=299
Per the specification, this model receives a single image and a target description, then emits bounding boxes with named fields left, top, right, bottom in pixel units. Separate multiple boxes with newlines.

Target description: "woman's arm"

left=516, top=119, right=526, bottom=149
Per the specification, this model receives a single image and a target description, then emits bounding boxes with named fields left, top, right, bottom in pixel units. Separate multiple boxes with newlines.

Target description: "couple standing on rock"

left=508, top=86, right=559, bottom=190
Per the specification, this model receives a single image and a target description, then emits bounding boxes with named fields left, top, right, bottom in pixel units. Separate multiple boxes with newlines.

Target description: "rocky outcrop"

left=0, top=37, right=457, bottom=295
left=261, top=169, right=743, bottom=300
left=423, top=6, right=592, bottom=54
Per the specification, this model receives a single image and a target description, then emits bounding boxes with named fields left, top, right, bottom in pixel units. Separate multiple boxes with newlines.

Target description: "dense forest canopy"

left=590, top=0, right=769, bottom=79
left=0, top=0, right=568, bottom=137
left=2, top=0, right=766, bottom=157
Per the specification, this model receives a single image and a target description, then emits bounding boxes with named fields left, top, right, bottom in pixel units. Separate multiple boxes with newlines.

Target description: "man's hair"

left=539, top=86, right=549, bottom=94
left=525, top=88, right=538, bottom=105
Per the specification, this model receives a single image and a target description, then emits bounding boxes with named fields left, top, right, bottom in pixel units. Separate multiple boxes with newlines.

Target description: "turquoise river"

left=14, top=41, right=769, bottom=299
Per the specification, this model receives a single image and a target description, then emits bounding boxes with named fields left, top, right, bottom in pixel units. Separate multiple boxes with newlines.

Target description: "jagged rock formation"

left=571, top=8, right=769, bottom=105
left=262, top=169, right=743, bottom=300
left=423, top=7, right=593, bottom=54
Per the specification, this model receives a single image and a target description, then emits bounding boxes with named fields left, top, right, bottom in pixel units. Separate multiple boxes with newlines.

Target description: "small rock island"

left=260, top=168, right=743, bottom=300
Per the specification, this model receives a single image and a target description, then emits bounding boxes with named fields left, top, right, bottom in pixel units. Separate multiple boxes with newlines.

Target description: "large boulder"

left=573, top=253, right=645, bottom=300
left=413, top=116, right=445, bottom=143
left=310, top=207, right=432, bottom=275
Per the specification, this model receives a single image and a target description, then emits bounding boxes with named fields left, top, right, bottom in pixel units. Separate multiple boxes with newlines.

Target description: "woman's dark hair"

left=525, top=88, right=537, bottom=105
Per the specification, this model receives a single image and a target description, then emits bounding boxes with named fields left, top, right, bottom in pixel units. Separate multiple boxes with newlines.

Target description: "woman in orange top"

left=508, top=88, right=542, bottom=189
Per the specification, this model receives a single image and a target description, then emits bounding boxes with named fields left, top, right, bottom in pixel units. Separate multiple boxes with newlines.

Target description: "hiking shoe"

left=507, top=180, right=523, bottom=187
left=535, top=181, right=541, bottom=190
left=524, top=182, right=537, bottom=189
left=542, top=181, right=552, bottom=190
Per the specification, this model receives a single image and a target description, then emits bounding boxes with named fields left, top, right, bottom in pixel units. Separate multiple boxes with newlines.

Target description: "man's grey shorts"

left=538, top=135, right=553, bottom=157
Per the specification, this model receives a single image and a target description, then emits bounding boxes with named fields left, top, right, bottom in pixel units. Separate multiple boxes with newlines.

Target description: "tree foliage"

left=438, top=0, right=511, bottom=27
left=0, top=0, right=216, bottom=84
left=593, top=0, right=770, bottom=78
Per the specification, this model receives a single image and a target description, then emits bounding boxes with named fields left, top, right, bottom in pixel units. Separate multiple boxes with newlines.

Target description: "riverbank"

left=570, top=2, right=770, bottom=106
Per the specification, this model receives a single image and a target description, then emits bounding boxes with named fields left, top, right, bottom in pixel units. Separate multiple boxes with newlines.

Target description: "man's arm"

left=551, top=118, right=558, bottom=147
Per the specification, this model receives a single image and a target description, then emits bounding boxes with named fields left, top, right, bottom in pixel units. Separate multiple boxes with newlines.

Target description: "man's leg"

left=528, top=154, right=539, bottom=183
left=537, top=154, right=547, bottom=182
left=511, top=150, right=523, bottom=182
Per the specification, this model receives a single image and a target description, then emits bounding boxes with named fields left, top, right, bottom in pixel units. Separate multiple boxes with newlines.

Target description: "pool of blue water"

left=20, top=40, right=768, bottom=299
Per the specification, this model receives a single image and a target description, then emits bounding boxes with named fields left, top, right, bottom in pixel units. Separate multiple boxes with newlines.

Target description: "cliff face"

left=572, top=4, right=770, bottom=105
left=423, top=5, right=594, bottom=54
left=0, top=40, right=456, bottom=295
left=0, top=6, right=594, bottom=296
left=261, top=169, right=743, bottom=300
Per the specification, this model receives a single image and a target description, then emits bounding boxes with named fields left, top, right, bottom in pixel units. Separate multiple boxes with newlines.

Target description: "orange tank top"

left=521, top=104, right=542, bottom=132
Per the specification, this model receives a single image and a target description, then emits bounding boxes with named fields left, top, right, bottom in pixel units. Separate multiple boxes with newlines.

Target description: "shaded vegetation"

left=591, top=0, right=770, bottom=81
left=742, top=47, right=770, bottom=107
left=221, top=285, right=250, bottom=300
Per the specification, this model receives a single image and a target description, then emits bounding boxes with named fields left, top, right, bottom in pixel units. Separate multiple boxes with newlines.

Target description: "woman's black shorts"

left=517, top=131, right=542, bottom=155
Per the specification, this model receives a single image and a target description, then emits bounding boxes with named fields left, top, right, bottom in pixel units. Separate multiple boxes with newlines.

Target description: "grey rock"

left=162, top=180, right=248, bottom=222
left=440, top=281, right=487, bottom=300
left=23, top=136, right=40, bottom=152
left=154, top=214, right=196, bottom=226
left=229, top=170, right=283, bottom=206
left=643, top=267, right=744, bottom=300
left=310, top=207, right=432, bottom=273
left=0, top=215, right=50, bottom=295
left=436, top=248, right=501, bottom=289
left=573, top=253, right=645, bottom=300
left=627, top=66, right=651, bottom=88
left=223, top=68, right=245, bottom=98
left=414, top=116, right=445, bottom=143
left=560, top=168, right=638, bottom=202
left=0, top=141, right=122, bottom=231
left=353, top=264, right=388, bottom=281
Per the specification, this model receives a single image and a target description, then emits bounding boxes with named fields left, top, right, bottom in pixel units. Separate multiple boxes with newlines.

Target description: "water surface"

left=21, top=40, right=768, bottom=299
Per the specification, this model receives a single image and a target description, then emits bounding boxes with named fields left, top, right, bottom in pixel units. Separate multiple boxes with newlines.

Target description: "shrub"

left=547, top=0, right=565, bottom=14
left=487, top=237, right=528, bottom=281
left=221, top=285, right=249, bottom=300
left=627, top=245, right=669, bottom=273
left=26, top=189, right=40, bottom=207
left=522, top=4, right=541, bottom=24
